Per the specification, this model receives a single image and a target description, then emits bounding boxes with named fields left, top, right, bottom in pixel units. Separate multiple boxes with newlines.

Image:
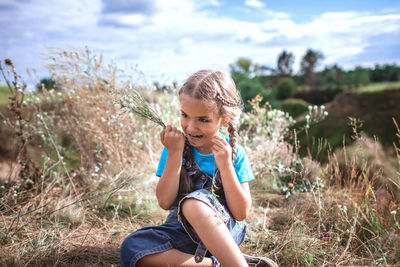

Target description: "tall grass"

left=0, top=49, right=399, bottom=266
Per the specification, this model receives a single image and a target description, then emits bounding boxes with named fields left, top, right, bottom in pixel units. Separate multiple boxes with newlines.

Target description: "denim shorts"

left=120, top=188, right=247, bottom=267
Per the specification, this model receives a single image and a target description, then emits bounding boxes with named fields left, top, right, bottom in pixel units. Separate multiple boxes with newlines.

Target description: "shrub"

left=293, top=88, right=342, bottom=105
left=276, top=77, right=297, bottom=100
left=237, top=78, right=266, bottom=110
left=280, top=98, right=309, bottom=118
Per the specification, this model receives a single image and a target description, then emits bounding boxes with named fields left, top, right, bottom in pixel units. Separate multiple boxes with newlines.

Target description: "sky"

left=1, top=0, right=400, bottom=88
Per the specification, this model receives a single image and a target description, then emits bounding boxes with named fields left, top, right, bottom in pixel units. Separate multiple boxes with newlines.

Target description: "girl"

left=120, top=70, right=278, bottom=267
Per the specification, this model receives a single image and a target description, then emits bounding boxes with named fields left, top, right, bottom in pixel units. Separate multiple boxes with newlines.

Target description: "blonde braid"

left=227, top=122, right=237, bottom=163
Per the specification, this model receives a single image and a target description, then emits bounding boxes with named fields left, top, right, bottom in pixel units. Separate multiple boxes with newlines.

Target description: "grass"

left=0, top=85, right=11, bottom=106
left=0, top=49, right=399, bottom=266
left=359, top=81, right=400, bottom=93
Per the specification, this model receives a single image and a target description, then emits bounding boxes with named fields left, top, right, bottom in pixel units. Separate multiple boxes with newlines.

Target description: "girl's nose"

left=186, top=120, right=196, bottom=132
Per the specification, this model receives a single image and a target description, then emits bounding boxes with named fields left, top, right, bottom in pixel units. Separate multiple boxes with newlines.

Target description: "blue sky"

left=1, top=0, right=400, bottom=87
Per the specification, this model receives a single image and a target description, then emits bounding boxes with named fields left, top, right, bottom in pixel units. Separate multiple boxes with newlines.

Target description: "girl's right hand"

left=160, top=125, right=185, bottom=154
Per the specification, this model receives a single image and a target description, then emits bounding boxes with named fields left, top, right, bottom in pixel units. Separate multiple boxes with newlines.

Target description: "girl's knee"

left=181, top=198, right=215, bottom=222
left=181, top=198, right=201, bottom=218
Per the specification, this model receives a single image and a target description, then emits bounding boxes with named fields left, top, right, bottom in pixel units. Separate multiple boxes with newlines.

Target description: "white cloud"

left=1, top=0, right=400, bottom=85
left=244, top=0, right=265, bottom=9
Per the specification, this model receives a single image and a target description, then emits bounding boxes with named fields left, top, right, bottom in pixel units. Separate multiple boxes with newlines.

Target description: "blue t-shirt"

left=156, top=135, right=254, bottom=183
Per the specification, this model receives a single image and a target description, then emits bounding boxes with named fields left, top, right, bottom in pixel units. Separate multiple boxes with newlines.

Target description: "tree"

left=318, top=64, right=344, bottom=91
left=229, top=57, right=271, bottom=84
left=300, top=49, right=324, bottom=90
left=229, top=58, right=253, bottom=83
left=277, top=50, right=294, bottom=76
left=36, top=77, right=60, bottom=92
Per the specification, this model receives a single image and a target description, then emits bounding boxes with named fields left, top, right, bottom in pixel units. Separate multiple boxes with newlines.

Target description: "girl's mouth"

left=188, top=134, right=203, bottom=139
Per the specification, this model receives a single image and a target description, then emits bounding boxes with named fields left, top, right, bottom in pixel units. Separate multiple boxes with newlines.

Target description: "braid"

left=228, top=122, right=237, bottom=162
left=215, top=92, right=237, bottom=107
left=177, top=139, right=194, bottom=201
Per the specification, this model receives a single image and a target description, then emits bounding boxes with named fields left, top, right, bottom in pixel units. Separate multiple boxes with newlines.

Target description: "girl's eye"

left=181, top=113, right=188, bottom=118
left=199, top=118, right=210, bottom=123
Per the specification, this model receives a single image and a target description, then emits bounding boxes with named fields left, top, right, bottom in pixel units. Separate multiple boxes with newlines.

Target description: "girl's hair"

left=177, top=70, right=243, bottom=200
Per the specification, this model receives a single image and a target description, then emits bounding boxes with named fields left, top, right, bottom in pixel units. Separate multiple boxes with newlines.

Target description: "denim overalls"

left=120, top=156, right=247, bottom=267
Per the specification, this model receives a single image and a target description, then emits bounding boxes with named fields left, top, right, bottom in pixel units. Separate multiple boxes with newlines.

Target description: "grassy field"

left=359, top=81, right=400, bottom=93
left=0, top=85, right=11, bottom=106
left=0, top=50, right=399, bottom=266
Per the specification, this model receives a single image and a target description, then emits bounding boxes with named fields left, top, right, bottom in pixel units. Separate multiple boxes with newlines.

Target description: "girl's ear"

left=221, top=118, right=228, bottom=125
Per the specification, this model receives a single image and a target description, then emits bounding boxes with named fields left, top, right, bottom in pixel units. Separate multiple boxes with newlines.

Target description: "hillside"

left=298, top=88, right=400, bottom=159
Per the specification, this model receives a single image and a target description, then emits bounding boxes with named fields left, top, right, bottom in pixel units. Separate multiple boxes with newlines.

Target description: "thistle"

left=113, top=89, right=166, bottom=128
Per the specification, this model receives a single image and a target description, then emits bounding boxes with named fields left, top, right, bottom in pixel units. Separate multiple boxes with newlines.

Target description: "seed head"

left=5, top=58, right=13, bottom=66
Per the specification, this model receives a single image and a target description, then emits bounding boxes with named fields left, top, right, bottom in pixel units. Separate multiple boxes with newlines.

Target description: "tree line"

left=229, top=49, right=400, bottom=109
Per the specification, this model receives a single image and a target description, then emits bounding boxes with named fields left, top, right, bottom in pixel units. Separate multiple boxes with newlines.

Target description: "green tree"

left=36, top=77, right=59, bottom=92
left=277, top=50, right=295, bottom=77
left=300, top=49, right=324, bottom=90
left=353, top=66, right=370, bottom=87
left=229, top=57, right=270, bottom=84
left=229, top=58, right=253, bottom=83
left=318, top=64, right=344, bottom=91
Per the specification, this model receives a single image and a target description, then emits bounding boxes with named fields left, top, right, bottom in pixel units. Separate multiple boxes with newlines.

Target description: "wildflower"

left=338, top=204, right=347, bottom=213
left=391, top=210, right=397, bottom=215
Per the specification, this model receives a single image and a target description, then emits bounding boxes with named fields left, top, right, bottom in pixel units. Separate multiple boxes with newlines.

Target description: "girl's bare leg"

left=137, top=249, right=212, bottom=267
left=181, top=198, right=248, bottom=267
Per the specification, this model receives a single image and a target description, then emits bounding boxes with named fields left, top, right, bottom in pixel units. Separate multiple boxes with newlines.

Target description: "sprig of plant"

left=112, top=89, right=166, bottom=128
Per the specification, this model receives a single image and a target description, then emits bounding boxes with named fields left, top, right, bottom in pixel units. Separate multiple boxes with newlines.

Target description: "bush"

left=293, top=88, right=342, bottom=105
left=280, top=98, right=309, bottom=118
left=237, top=78, right=266, bottom=110
left=277, top=77, right=297, bottom=100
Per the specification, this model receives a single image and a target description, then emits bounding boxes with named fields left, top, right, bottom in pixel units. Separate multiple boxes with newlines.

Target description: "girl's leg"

left=137, top=249, right=213, bottom=267
left=181, top=198, right=248, bottom=267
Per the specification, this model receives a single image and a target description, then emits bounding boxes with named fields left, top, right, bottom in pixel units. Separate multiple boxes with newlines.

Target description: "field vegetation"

left=0, top=48, right=399, bottom=266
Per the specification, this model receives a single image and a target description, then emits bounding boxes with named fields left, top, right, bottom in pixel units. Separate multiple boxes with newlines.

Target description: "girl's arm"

left=211, top=136, right=252, bottom=221
left=155, top=125, right=185, bottom=210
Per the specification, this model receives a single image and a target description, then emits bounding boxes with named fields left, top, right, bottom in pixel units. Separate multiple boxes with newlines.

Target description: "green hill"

left=298, top=88, right=400, bottom=159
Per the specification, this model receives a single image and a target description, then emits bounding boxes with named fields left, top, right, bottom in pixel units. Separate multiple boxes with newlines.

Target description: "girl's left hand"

left=211, top=135, right=233, bottom=171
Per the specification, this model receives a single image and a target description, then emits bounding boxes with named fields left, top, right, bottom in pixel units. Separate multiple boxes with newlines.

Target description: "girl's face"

left=179, top=94, right=227, bottom=154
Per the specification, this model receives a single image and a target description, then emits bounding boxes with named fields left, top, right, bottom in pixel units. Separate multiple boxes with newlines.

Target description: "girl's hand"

left=160, top=125, right=185, bottom=154
left=211, top=135, right=233, bottom=171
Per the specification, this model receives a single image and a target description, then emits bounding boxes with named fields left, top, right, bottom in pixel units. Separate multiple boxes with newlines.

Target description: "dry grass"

left=1, top=49, right=399, bottom=266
